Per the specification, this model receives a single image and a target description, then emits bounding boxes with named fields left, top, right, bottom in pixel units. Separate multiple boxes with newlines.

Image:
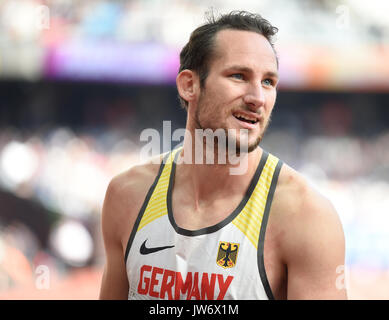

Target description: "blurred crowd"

left=0, top=82, right=388, bottom=297
left=1, top=0, right=389, bottom=90
left=0, top=0, right=389, bottom=300
left=1, top=0, right=387, bottom=46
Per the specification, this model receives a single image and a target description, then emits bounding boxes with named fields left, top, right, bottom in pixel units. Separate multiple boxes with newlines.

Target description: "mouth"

left=232, top=111, right=260, bottom=125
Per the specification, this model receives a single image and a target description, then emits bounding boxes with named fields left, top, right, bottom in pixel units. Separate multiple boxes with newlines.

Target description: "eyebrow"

left=224, top=65, right=279, bottom=79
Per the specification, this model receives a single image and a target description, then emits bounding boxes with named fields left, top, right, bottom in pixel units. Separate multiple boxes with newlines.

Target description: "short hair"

left=178, top=10, right=279, bottom=110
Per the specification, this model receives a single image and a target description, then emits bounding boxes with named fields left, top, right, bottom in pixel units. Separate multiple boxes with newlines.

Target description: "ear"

left=176, top=70, right=199, bottom=106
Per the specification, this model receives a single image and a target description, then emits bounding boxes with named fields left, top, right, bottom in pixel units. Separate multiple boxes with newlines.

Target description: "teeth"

left=234, top=113, right=257, bottom=123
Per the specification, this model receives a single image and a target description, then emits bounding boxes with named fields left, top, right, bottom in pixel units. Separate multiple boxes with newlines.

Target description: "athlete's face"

left=194, top=29, right=278, bottom=153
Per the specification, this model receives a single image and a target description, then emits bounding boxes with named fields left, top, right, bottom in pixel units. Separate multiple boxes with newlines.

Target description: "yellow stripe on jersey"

left=137, top=148, right=182, bottom=231
left=232, top=153, right=279, bottom=249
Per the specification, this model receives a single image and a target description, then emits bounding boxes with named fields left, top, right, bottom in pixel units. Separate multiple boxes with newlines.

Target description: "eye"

left=230, top=73, right=244, bottom=80
left=262, top=78, right=275, bottom=87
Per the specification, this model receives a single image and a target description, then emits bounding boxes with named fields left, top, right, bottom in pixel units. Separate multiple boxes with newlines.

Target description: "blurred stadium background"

left=0, top=0, right=388, bottom=299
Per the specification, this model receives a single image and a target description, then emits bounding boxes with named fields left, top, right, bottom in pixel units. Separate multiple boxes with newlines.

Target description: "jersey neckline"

left=166, top=148, right=269, bottom=236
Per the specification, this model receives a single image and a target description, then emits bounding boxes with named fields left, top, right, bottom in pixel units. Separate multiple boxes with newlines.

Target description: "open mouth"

left=233, top=112, right=259, bottom=125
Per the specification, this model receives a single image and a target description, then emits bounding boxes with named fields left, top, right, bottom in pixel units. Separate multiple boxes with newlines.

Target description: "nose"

left=242, top=84, right=265, bottom=111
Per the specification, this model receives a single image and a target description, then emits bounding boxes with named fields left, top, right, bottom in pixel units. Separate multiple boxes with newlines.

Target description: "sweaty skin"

left=99, top=30, right=347, bottom=300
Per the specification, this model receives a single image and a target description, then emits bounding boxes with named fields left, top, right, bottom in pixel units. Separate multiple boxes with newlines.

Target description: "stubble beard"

left=194, top=94, right=271, bottom=158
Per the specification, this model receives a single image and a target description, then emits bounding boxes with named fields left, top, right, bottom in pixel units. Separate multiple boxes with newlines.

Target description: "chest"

left=171, top=188, right=287, bottom=299
left=171, top=188, right=243, bottom=231
left=127, top=215, right=270, bottom=300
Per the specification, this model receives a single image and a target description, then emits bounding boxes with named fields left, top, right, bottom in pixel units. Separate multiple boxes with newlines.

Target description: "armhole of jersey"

left=124, top=153, right=170, bottom=264
left=257, top=159, right=283, bottom=300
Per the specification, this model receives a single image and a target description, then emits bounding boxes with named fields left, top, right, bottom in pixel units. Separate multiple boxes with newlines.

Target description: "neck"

left=175, top=128, right=262, bottom=208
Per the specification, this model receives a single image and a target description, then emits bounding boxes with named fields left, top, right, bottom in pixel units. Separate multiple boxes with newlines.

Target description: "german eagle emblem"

left=216, top=241, right=239, bottom=269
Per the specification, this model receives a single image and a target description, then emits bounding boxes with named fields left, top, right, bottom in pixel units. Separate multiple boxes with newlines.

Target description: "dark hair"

left=178, top=10, right=279, bottom=110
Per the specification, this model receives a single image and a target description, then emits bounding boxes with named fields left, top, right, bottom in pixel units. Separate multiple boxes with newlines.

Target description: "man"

left=99, top=11, right=347, bottom=300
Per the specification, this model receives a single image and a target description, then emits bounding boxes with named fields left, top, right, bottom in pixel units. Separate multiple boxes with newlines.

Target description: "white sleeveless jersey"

left=125, top=147, right=283, bottom=300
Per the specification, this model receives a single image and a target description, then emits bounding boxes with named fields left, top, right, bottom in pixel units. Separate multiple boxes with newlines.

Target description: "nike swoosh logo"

left=140, top=239, right=175, bottom=255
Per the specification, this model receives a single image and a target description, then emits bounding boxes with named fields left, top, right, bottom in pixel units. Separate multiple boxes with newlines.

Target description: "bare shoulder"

left=269, top=163, right=347, bottom=299
left=101, top=153, right=165, bottom=250
left=105, top=154, right=164, bottom=210
left=273, top=163, right=339, bottom=219
left=271, top=163, right=345, bottom=260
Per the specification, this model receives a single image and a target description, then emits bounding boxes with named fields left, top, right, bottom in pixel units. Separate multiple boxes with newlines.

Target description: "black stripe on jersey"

left=124, top=152, right=171, bottom=263
left=167, top=149, right=269, bottom=236
left=257, top=158, right=283, bottom=300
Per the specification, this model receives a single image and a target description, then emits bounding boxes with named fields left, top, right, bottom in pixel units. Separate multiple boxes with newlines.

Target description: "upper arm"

left=99, top=177, right=130, bottom=299
left=99, top=158, right=163, bottom=300
left=282, top=188, right=347, bottom=300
